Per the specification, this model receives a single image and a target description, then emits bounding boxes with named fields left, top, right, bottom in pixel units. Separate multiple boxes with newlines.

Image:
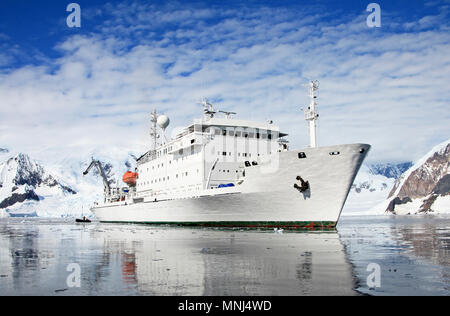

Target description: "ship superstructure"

left=133, top=99, right=287, bottom=200
left=89, top=81, right=370, bottom=228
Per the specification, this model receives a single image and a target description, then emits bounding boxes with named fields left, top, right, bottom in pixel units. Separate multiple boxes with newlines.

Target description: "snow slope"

left=343, top=164, right=395, bottom=215
left=0, top=146, right=138, bottom=218
left=0, top=153, right=76, bottom=217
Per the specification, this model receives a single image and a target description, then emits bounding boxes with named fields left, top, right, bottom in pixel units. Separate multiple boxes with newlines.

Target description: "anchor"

left=294, top=176, right=309, bottom=192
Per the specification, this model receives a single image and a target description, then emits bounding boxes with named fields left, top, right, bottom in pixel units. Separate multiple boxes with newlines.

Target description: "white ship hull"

left=92, top=143, right=370, bottom=228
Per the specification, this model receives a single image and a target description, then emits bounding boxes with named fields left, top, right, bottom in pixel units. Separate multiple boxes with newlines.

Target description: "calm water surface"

left=0, top=215, right=448, bottom=296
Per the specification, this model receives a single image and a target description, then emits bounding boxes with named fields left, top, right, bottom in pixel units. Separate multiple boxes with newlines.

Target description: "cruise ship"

left=87, top=81, right=370, bottom=228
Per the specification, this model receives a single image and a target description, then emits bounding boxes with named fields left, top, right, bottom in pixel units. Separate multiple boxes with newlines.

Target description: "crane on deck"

left=83, top=159, right=111, bottom=196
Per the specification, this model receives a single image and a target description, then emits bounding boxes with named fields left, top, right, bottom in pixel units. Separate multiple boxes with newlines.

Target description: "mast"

left=304, top=80, right=319, bottom=148
left=149, top=109, right=158, bottom=157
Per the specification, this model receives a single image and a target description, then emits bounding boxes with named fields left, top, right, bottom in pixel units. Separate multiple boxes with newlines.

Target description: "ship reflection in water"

left=0, top=219, right=356, bottom=295
left=0, top=216, right=449, bottom=296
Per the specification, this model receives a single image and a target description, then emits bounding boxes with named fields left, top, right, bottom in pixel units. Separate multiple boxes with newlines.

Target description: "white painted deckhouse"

left=88, top=81, right=370, bottom=228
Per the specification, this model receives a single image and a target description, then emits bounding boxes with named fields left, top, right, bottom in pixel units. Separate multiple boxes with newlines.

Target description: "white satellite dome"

left=157, top=115, right=170, bottom=130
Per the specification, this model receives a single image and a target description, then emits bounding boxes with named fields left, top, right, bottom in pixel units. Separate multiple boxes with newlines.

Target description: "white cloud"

left=0, top=1, right=449, bottom=165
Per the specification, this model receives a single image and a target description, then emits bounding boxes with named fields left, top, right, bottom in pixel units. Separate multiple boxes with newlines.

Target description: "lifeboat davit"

left=122, top=171, right=138, bottom=186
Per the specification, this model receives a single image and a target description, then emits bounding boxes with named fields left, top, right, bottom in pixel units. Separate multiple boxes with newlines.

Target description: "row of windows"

left=143, top=161, right=167, bottom=172
left=218, top=152, right=270, bottom=157
left=140, top=148, right=199, bottom=173
left=218, top=151, right=253, bottom=157
left=152, top=142, right=197, bottom=159
left=217, top=169, right=240, bottom=173
left=138, top=170, right=198, bottom=186
left=215, top=129, right=275, bottom=139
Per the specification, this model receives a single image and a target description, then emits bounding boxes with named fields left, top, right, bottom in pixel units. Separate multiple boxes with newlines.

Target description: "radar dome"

left=157, top=115, right=170, bottom=130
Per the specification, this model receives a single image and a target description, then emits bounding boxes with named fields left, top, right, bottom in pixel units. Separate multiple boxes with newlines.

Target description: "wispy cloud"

left=0, top=0, right=449, bottom=163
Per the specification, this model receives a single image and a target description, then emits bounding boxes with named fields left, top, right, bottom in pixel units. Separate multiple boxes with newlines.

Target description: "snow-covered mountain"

left=0, top=153, right=76, bottom=217
left=343, top=163, right=397, bottom=215
left=368, top=162, right=412, bottom=179
left=381, top=139, right=450, bottom=215
left=0, top=147, right=138, bottom=218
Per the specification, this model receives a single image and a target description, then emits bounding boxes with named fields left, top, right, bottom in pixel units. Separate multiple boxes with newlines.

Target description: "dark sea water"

left=0, top=215, right=448, bottom=296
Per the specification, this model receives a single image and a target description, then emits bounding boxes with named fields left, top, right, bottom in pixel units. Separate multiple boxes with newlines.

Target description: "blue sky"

left=0, top=0, right=449, bottom=163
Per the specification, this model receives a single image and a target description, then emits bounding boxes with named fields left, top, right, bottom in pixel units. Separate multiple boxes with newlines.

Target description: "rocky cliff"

left=386, top=140, right=450, bottom=214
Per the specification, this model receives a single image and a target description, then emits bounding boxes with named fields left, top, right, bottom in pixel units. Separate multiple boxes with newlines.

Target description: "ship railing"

left=134, top=183, right=204, bottom=201
left=167, top=132, right=210, bottom=154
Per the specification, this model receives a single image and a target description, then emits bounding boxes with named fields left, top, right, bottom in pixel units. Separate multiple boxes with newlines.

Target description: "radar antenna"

left=303, top=80, right=319, bottom=148
left=199, top=97, right=216, bottom=119
left=218, top=110, right=236, bottom=119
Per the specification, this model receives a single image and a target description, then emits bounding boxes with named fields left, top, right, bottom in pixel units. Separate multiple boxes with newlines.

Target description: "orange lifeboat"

left=122, top=171, right=138, bottom=186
